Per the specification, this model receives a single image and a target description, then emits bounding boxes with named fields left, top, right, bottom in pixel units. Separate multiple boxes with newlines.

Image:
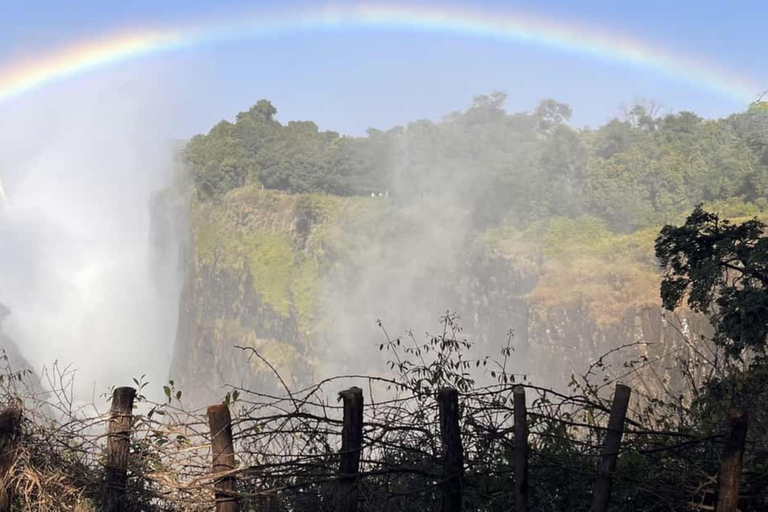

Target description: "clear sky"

left=1, top=0, right=767, bottom=136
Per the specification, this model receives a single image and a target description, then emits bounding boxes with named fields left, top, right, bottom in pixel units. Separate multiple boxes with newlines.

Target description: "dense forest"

left=185, top=93, right=768, bottom=232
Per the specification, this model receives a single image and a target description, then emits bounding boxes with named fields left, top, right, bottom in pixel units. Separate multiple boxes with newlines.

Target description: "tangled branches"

left=0, top=313, right=766, bottom=510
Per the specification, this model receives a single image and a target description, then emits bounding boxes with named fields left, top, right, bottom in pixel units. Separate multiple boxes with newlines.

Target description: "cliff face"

left=169, top=190, right=344, bottom=403
left=168, top=187, right=707, bottom=404
left=0, top=303, right=43, bottom=398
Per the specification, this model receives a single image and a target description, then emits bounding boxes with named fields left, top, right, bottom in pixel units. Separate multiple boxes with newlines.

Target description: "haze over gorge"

left=158, top=92, right=768, bottom=403
left=0, top=77, right=765, bottom=404
left=0, top=82, right=185, bottom=397
left=1, top=1, right=766, bottom=405
left=4, top=2, right=768, bottom=509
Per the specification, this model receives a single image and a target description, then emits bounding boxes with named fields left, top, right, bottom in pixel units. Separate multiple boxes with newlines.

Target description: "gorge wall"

left=0, top=302, right=43, bottom=398
left=166, top=186, right=708, bottom=405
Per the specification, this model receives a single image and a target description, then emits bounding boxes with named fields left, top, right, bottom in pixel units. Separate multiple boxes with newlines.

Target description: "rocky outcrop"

left=167, top=188, right=710, bottom=405
left=0, top=303, right=43, bottom=399
left=171, top=257, right=310, bottom=404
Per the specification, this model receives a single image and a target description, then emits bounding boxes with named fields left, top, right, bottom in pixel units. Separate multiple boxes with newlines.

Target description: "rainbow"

left=0, top=2, right=761, bottom=106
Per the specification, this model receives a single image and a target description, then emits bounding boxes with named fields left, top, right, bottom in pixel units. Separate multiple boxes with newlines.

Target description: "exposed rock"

left=168, top=188, right=711, bottom=406
left=0, top=303, right=43, bottom=400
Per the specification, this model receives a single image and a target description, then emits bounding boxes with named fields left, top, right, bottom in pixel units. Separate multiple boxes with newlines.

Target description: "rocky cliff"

left=0, top=303, right=43, bottom=399
left=166, top=186, right=710, bottom=405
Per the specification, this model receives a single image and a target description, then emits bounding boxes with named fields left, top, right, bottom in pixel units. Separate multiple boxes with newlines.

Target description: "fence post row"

left=716, top=409, right=748, bottom=512
left=208, top=404, right=239, bottom=512
left=0, top=406, right=21, bottom=511
left=105, top=386, right=136, bottom=512
left=438, top=387, right=464, bottom=512
left=514, top=386, right=529, bottom=512
left=590, top=384, right=632, bottom=512
left=337, top=387, right=364, bottom=512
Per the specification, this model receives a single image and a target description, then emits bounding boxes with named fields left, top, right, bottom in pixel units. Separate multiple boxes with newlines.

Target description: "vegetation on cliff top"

left=186, top=94, right=768, bottom=232
left=184, top=94, right=768, bottom=327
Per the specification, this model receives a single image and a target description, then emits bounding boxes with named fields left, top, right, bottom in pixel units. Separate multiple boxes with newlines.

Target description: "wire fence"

left=0, top=317, right=765, bottom=511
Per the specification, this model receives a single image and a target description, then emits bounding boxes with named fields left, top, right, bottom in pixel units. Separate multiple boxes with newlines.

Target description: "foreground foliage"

left=656, top=205, right=768, bottom=359
left=2, top=309, right=767, bottom=511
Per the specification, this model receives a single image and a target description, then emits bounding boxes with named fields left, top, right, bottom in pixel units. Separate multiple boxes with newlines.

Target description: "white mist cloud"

left=316, top=129, right=487, bottom=380
left=0, top=67, right=184, bottom=398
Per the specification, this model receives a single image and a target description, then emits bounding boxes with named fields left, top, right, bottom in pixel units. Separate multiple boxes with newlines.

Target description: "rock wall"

left=167, top=187, right=710, bottom=405
left=0, top=303, right=43, bottom=399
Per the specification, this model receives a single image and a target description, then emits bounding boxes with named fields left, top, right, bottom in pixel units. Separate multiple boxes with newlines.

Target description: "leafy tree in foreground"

left=655, top=205, right=768, bottom=361
left=656, top=206, right=768, bottom=359
left=656, top=206, right=768, bottom=509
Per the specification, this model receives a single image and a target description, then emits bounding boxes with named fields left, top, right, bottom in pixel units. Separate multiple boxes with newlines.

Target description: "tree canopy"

left=184, top=94, right=768, bottom=232
left=656, top=205, right=768, bottom=359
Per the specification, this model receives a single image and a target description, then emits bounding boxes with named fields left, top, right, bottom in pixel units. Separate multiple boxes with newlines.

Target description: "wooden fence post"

left=208, top=404, right=238, bottom=512
left=514, top=386, right=529, bottom=512
left=590, top=384, right=631, bottom=512
left=105, top=386, right=136, bottom=512
left=716, top=409, right=748, bottom=512
left=0, top=406, right=21, bottom=511
left=337, top=387, right=364, bottom=512
left=438, top=387, right=464, bottom=512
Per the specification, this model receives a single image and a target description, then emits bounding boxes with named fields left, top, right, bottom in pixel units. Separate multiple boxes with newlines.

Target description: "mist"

left=319, top=142, right=481, bottom=379
left=315, top=95, right=533, bottom=382
left=0, top=73, right=183, bottom=398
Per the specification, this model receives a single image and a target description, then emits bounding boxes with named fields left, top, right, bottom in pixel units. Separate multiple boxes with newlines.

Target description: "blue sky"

left=1, top=0, right=767, bottom=136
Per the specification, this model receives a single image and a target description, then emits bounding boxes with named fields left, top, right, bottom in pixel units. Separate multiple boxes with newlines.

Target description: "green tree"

left=655, top=205, right=768, bottom=359
left=183, top=94, right=768, bottom=228
left=593, top=118, right=634, bottom=159
left=535, top=99, right=572, bottom=135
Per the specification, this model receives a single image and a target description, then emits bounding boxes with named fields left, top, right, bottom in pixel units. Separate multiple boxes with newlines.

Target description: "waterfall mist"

left=317, top=95, right=531, bottom=381
left=0, top=72, right=185, bottom=398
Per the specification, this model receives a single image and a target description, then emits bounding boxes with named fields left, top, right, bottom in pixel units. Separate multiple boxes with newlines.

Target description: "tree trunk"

left=716, top=409, right=748, bottom=512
